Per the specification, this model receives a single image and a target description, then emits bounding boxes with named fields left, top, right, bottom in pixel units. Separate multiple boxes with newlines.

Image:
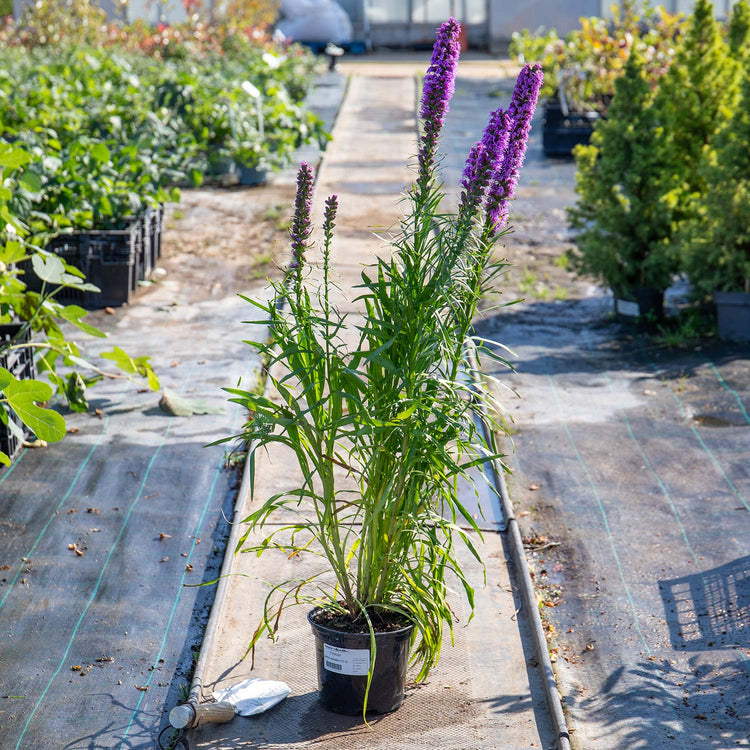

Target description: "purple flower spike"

left=323, top=194, right=338, bottom=237
left=418, top=17, right=462, bottom=190
left=485, top=63, right=543, bottom=232
left=290, top=162, right=315, bottom=271
left=457, top=107, right=510, bottom=223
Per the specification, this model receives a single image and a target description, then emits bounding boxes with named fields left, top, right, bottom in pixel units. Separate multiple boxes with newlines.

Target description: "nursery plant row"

left=0, top=39, right=326, bottom=241
left=0, top=34, right=325, bottom=464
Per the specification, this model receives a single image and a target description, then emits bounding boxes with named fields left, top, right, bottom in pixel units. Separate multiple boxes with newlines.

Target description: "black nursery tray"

left=19, top=208, right=164, bottom=309
left=0, top=324, right=35, bottom=460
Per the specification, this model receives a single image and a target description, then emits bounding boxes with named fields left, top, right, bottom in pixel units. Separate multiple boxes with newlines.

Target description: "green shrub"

left=682, top=63, right=750, bottom=297
left=568, top=52, right=679, bottom=296
left=728, top=0, right=750, bottom=57
left=654, top=0, right=733, bottom=211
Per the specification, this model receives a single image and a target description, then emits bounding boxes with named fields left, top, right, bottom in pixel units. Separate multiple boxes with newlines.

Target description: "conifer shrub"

left=654, top=0, right=732, bottom=217
left=568, top=52, right=679, bottom=297
left=681, top=64, right=750, bottom=299
left=728, top=0, right=750, bottom=58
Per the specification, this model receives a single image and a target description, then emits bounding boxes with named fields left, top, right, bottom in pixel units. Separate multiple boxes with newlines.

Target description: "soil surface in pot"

left=312, top=607, right=412, bottom=634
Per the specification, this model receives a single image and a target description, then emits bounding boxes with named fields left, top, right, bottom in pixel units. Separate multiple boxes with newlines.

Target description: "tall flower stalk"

left=456, top=107, right=511, bottom=231
left=416, top=17, right=461, bottom=203
left=484, top=63, right=544, bottom=236
left=289, top=161, right=314, bottom=300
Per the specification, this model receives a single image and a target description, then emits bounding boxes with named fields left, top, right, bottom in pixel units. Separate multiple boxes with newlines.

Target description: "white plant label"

left=323, top=644, right=371, bottom=676
left=615, top=299, right=639, bottom=317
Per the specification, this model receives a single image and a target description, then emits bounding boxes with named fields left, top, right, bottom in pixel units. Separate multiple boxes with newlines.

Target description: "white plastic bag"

left=277, top=0, right=353, bottom=44
left=213, top=678, right=291, bottom=717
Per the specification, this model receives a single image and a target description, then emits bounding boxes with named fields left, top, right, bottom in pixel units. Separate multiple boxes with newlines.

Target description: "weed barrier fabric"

left=0, top=289, right=266, bottom=748
left=489, top=323, right=750, bottom=748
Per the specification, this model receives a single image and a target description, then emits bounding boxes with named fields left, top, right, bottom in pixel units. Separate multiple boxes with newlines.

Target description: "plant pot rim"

left=307, top=606, right=415, bottom=638
left=714, top=289, right=750, bottom=303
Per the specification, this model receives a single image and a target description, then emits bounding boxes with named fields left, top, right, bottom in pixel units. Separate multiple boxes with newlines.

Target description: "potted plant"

left=568, top=50, right=679, bottom=320
left=220, top=21, right=543, bottom=716
left=681, top=56, right=750, bottom=341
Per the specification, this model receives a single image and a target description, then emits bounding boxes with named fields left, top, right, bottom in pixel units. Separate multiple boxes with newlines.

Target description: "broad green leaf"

left=4, top=380, right=66, bottom=442
left=31, top=252, right=66, bottom=285
left=0, top=366, right=14, bottom=391
left=60, top=259, right=86, bottom=279
left=146, top=368, right=159, bottom=391
left=0, top=451, right=9, bottom=467
left=0, top=240, right=26, bottom=265
left=1, top=206, right=28, bottom=237
left=91, top=143, right=111, bottom=163
left=100, top=346, right=136, bottom=374
left=0, top=143, right=31, bottom=169
left=58, top=305, right=107, bottom=338
left=5, top=377, right=52, bottom=402
left=18, top=171, right=42, bottom=193
left=61, top=275, right=100, bottom=293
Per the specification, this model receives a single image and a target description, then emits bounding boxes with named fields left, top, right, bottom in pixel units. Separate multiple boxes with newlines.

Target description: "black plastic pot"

left=308, top=608, right=414, bottom=715
left=21, top=220, right=141, bottom=309
left=714, top=290, right=750, bottom=342
left=542, top=98, right=600, bottom=157
left=613, top=286, right=664, bottom=321
left=235, top=163, right=268, bottom=186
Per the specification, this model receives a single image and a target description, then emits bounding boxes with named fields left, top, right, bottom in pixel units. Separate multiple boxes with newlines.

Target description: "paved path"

left=191, top=64, right=557, bottom=750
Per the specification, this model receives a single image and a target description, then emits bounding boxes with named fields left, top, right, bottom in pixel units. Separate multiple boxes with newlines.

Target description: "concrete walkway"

left=190, top=66, right=556, bottom=749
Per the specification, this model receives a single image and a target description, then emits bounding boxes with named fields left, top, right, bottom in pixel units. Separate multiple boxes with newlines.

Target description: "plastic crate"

left=83, top=222, right=140, bottom=308
left=18, top=235, right=91, bottom=305
left=150, top=205, right=164, bottom=267
left=139, top=208, right=158, bottom=281
left=0, top=324, right=36, bottom=461
left=21, top=221, right=140, bottom=309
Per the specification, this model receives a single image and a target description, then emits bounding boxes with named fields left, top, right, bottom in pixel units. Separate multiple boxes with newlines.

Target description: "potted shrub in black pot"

left=541, top=68, right=606, bottom=157
left=568, top=51, right=680, bottom=321
left=682, top=58, right=750, bottom=342
left=219, top=22, right=543, bottom=716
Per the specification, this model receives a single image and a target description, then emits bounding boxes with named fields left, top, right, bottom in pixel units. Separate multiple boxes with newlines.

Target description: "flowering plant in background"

left=510, top=0, right=683, bottom=114
left=223, top=19, right=541, bottom=703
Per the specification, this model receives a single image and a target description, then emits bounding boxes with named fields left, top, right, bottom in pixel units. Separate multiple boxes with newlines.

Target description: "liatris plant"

left=222, top=19, right=541, bottom=707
